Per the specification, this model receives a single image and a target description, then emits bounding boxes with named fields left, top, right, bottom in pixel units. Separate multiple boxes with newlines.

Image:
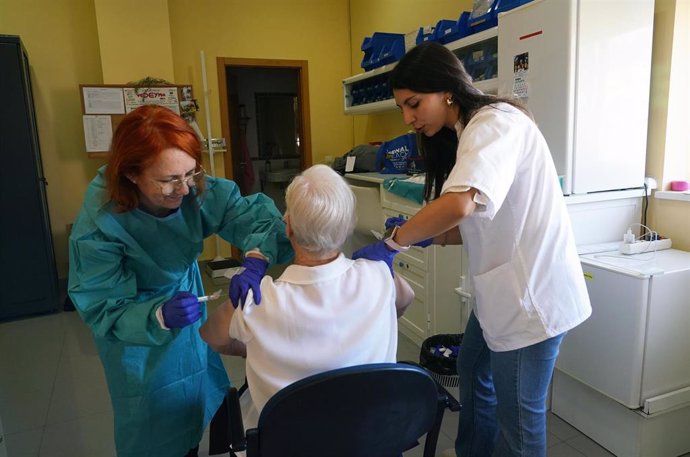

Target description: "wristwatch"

left=383, top=225, right=410, bottom=252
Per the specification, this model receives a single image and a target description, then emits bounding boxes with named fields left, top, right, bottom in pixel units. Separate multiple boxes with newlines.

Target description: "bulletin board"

left=79, top=84, right=196, bottom=158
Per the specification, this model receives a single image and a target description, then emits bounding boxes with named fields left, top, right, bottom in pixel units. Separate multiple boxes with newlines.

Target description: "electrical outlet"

left=619, top=238, right=672, bottom=255
left=644, top=176, right=658, bottom=190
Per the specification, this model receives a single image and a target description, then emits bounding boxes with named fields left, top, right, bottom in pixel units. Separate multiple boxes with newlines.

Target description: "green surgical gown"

left=68, top=167, right=293, bottom=457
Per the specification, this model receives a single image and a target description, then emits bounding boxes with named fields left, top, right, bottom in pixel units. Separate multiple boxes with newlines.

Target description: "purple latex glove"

left=384, top=216, right=433, bottom=248
left=229, top=257, right=268, bottom=308
left=162, top=292, right=202, bottom=329
left=352, top=240, right=398, bottom=276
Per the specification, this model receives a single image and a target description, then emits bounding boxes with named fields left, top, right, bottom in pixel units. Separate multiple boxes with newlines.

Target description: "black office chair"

left=224, top=362, right=460, bottom=457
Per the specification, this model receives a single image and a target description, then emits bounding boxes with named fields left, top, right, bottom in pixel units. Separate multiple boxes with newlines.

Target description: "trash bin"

left=419, top=333, right=463, bottom=389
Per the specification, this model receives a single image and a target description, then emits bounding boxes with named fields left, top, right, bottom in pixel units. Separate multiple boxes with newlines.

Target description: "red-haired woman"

left=68, top=105, right=293, bottom=457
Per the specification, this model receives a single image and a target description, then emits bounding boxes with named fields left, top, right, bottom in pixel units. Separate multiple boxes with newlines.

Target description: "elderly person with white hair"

left=200, top=164, right=414, bottom=430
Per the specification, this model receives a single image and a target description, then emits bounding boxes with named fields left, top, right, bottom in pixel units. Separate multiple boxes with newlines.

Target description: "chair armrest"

left=227, top=387, right=247, bottom=452
left=399, top=360, right=461, bottom=412
left=246, top=428, right=259, bottom=456
left=436, top=381, right=461, bottom=412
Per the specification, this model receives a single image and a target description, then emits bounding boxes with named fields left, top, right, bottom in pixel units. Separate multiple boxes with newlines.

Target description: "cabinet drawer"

left=400, top=296, right=428, bottom=342
left=383, top=208, right=416, bottom=220
left=393, top=260, right=426, bottom=303
left=398, top=246, right=428, bottom=271
left=383, top=208, right=428, bottom=270
left=381, top=189, right=423, bottom=215
left=397, top=264, right=429, bottom=345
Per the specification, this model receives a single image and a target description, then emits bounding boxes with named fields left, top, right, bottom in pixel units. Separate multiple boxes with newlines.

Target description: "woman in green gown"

left=68, top=105, right=293, bottom=457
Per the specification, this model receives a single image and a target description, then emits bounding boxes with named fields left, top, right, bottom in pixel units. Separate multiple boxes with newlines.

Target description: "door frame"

left=216, top=57, right=312, bottom=182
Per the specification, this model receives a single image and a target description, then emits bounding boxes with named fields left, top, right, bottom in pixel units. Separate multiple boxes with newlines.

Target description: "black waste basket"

left=419, top=333, right=463, bottom=389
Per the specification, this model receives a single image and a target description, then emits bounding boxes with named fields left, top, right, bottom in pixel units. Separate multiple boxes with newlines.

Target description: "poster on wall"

left=79, top=84, right=193, bottom=156
left=123, top=87, right=180, bottom=114
left=82, top=115, right=113, bottom=152
left=512, top=52, right=529, bottom=99
left=82, top=87, right=125, bottom=114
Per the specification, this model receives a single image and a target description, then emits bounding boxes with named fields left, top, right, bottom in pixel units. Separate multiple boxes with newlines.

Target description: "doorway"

left=255, top=92, right=299, bottom=162
left=217, top=58, right=312, bottom=209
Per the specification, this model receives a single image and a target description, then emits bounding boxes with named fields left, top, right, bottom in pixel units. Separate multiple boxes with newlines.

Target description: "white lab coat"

left=442, top=103, right=591, bottom=351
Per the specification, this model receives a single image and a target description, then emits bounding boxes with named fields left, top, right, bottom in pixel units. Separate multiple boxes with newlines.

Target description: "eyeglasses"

left=152, top=168, right=205, bottom=196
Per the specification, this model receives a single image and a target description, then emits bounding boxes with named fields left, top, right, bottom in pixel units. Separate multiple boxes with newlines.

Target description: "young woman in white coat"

left=353, top=42, right=592, bottom=457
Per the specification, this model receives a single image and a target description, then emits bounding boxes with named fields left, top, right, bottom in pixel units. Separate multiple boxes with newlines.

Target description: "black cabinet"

left=0, top=35, right=59, bottom=320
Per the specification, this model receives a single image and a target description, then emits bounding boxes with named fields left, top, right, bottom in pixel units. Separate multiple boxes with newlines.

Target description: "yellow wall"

left=166, top=0, right=352, bottom=167
left=1, top=0, right=687, bottom=280
left=0, top=0, right=104, bottom=278
left=94, top=0, right=175, bottom=83
left=348, top=0, right=474, bottom=144
left=646, top=0, right=690, bottom=250
left=1, top=0, right=355, bottom=275
left=165, top=0, right=354, bottom=259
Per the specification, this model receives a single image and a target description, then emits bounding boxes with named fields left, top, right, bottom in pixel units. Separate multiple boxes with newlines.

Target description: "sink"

left=266, top=168, right=299, bottom=183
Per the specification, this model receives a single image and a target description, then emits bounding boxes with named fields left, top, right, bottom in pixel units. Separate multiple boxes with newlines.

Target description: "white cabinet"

left=345, top=172, right=469, bottom=347
left=342, top=27, right=498, bottom=115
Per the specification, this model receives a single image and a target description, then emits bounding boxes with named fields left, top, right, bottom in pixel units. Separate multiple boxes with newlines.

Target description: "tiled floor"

left=0, top=270, right=683, bottom=457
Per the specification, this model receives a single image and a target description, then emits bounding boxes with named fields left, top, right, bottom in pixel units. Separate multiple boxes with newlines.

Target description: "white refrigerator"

left=497, top=0, right=654, bottom=195
left=553, top=249, right=690, bottom=457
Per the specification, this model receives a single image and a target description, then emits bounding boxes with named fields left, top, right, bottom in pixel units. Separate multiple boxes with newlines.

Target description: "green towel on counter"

left=383, top=176, right=425, bottom=205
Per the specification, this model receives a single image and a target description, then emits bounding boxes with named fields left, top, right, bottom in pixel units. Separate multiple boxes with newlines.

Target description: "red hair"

left=105, top=105, right=203, bottom=211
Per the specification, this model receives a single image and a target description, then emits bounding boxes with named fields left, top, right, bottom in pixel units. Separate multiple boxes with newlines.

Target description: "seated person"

left=200, top=164, right=414, bottom=429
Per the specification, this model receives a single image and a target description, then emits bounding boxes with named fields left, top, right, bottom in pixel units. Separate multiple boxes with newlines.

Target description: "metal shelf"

left=342, top=61, right=398, bottom=85
left=344, top=98, right=397, bottom=115
left=445, top=26, right=497, bottom=52
left=343, top=27, right=499, bottom=115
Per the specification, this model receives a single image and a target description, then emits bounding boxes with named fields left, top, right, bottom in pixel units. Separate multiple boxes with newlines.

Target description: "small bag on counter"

left=331, top=144, right=380, bottom=174
left=375, top=133, right=422, bottom=174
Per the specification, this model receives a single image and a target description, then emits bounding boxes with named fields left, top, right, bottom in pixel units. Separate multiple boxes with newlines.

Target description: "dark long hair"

left=389, top=41, right=528, bottom=201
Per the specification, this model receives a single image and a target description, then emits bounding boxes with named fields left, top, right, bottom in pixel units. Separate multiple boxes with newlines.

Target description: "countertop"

left=343, top=172, right=409, bottom=184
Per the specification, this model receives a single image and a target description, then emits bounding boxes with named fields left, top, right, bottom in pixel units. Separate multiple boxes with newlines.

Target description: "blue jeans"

left=455, top=312, right=565, bottom=457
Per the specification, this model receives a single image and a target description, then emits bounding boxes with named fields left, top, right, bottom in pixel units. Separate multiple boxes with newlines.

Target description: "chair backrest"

left=245, top=362, right=440, bottom=457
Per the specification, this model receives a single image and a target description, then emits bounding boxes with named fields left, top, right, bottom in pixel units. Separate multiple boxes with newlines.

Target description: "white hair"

left=285, top=164, right=356, bottom=255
